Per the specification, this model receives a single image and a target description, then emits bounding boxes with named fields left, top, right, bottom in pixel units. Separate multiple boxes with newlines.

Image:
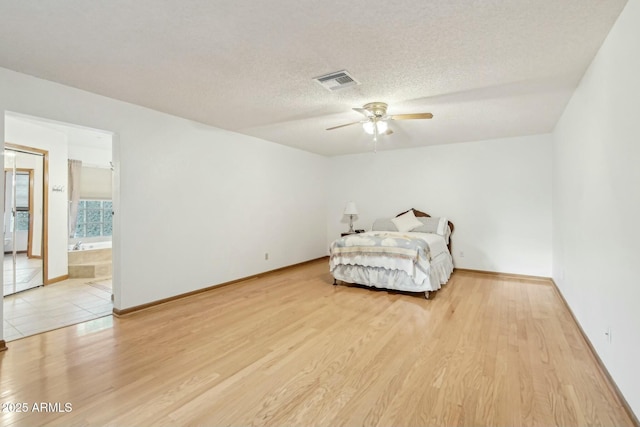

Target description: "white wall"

left=552, top=0, right=640, bottom=417
left=69, top=137, right=112, bottom=169
left=0, top=67, right=328, bottom=321
left=5, top=116, right=69, bottom=280
left=328, top=134, right=553, bottom=277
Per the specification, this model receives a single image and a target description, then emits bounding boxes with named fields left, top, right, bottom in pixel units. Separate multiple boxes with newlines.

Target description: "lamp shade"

left=343, top=201, right=358, bottom=215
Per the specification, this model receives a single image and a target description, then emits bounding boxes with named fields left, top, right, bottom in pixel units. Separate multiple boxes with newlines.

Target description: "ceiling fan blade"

left=353, top=107, right=374, bottom=118
left=390, top=113, right=433, bottom=120
left=326, top=121, right=361, bottom=131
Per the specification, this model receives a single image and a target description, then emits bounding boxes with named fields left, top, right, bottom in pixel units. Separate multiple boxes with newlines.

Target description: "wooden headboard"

left=395, top=208, right=454, bottom=251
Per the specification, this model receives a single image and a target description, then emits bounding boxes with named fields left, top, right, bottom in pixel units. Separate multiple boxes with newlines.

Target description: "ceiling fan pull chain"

left=373, top=124, right=378, bottom=153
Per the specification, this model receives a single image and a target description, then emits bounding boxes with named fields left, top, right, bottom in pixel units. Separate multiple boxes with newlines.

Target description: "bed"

left=329, top=209, right=454, bottom=299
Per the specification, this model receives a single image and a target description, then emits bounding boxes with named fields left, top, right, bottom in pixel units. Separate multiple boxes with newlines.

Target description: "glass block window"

left=15, top=211, right=30, bottom=231
left=75, top=200, right=113, bottom=238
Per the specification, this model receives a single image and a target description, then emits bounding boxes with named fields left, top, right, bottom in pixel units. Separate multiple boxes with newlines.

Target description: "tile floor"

left=3, top=253, right=44, bottom=296
left=3, top=277, right=113, bottom=341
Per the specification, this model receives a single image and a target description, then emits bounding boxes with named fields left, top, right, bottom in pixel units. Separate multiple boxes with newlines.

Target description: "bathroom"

left=3, top=113, right=114, bottom=341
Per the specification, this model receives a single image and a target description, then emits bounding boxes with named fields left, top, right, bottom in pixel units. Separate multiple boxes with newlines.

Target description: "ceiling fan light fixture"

left=362, top=120, right=388, bottom=135
left=362, top=121, right=375, bottom=135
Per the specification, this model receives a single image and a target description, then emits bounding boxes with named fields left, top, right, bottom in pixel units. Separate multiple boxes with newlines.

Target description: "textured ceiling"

left=0, top=0, right=628, bottom=156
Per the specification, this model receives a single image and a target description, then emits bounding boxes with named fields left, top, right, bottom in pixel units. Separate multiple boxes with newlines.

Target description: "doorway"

left=3, top=148, right=44, bottom=296
left=3, top=113, right=114, bottom=341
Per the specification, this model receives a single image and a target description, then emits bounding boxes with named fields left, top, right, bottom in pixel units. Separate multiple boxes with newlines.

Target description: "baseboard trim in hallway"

left=45, top=274, right=69, bottom=285
left=113, top=256, right=329, bottom=317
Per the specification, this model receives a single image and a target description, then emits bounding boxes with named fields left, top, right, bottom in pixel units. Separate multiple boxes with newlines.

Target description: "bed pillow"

left=412, top=217, right=439, bottom=233
left=436, top=217, right=449, bottom=236
left=391, top=210, right=423, bottom=232
left=371, top=218, right=398, bottom=231
left=413, top=216, right=449, bottom=236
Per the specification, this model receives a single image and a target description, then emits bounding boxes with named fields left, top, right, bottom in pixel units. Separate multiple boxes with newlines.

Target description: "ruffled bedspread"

left=329, top=231, right=453, bottom=292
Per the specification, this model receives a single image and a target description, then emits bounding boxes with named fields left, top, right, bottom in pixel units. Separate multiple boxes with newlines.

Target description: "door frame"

left=4, top=143, right=50, bottom=284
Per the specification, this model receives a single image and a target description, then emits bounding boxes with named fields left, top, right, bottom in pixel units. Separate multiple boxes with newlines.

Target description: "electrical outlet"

left=265, top=252, right=269, bottom=261
left=459, top=251, right=465, bottom=258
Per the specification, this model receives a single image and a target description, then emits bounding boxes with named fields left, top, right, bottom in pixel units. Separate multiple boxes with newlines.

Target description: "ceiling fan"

left=326, top=102, right=433, bottom=143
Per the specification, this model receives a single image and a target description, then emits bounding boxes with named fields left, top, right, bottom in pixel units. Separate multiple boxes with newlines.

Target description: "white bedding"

left=330, top=231, right=453, bottom=294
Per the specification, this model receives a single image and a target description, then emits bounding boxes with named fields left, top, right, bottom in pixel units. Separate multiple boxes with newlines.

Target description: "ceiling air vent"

left=313, top=70, right=360, bottom=91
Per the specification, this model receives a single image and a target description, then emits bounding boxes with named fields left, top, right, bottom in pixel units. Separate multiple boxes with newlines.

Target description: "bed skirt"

left=331, top=251, right=454, bottom=293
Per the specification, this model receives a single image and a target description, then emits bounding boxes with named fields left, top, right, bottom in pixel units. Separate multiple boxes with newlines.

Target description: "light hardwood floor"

left=0, top=259, right=635, bottom=426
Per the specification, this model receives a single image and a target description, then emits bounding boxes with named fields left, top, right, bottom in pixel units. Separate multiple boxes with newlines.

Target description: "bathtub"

left=68, top=241, right=112, bottom=278
left=68, top=241, right=112, bottom=251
